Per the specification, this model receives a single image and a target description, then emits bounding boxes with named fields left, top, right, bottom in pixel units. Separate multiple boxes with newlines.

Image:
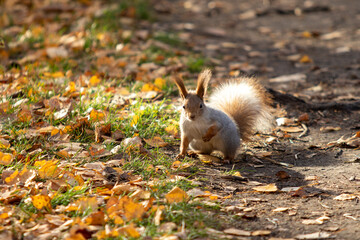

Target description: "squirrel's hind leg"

left=189, top=140, right=213, bottom=154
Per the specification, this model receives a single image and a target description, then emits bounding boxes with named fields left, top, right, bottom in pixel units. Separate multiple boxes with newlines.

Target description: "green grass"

left=187, top=57, right=207, bottom=73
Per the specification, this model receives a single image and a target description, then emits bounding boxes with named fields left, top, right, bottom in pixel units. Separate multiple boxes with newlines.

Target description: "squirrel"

left=174, top=69, right=274, bottom=162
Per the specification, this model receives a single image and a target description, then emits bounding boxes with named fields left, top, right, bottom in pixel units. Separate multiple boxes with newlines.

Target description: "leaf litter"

left=0, top=0, right=360, bottom=239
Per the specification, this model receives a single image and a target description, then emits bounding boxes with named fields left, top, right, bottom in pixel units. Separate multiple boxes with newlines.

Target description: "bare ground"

left=156, top=0, right=360, bottom=239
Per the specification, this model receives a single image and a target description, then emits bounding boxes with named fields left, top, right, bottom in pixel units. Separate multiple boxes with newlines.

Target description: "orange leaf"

left=299, top=55, right=312, bottom=63
left=31, top=194, right=52, bottom=210
left=17, top=108, right=32, bottom=122
left=121, top=196, right=145, bottom=221
left=89, top=109, right=105, bottom=122
left=89, top=75, right=101, bottom=86
left=85, top=211, right=105, bottom=225
left=165, top=186, right=189, bottom=204
left=0, top=152, right=13, bottom=165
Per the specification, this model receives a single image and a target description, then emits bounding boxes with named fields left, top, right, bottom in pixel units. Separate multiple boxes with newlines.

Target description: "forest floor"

left=0, top=0, right=360, bottom=239
left=155, top=0, right=360, bottom=239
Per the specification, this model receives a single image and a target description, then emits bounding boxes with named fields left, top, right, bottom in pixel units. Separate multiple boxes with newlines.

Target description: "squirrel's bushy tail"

left=209, top=77, right=273, bottom=141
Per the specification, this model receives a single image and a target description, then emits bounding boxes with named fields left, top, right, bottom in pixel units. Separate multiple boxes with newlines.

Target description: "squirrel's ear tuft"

left=196, top=68, right=212, bottom=99
left=174, top=76, right=188, bottom=99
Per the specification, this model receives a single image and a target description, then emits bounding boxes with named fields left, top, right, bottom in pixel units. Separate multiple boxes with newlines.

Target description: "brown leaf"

left=144, top=136, right=168, bottom=147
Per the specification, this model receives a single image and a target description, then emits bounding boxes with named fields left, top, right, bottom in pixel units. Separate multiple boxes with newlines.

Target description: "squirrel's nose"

left=190, top=115, right=195, bottom=120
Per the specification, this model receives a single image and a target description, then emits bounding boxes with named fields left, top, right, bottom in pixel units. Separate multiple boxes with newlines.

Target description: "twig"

left=298, top=123, right=308, bottom=138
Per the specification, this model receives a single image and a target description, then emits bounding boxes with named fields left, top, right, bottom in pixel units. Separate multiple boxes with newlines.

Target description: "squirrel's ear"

left=174, top=76, right=188, bottom=99
left=196, top=68, right=212, bottom=100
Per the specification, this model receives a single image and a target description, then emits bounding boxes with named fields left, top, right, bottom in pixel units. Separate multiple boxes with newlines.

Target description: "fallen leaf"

left=223, top=228, right=251, bottom=236
left=144, top=136, right=168, bottom=147
left=198, top=154, right=221, bottom=164
left=302, top=215, right=330, bottom=225
left=252, top=230, right=271, bottom=236
left=0, top=152, right=13, bottom=165
left=276, top=171, right=290, bottom=180
left=31, top=194, right=52, bottom=210
left=295, top=232, right=332, bottom=239
left=121, top=196, right=146, bottom=221
left=334, top=193, right=357, bottom=201
left=279, top=126, right=304, bottom=133
left=299, top=55, right=312, bottom=63
left=253, top=183, right=278, bottom=193
left=320, top=126, right=341, bottom=132
left=272, top=207, right=290, bottom=212
left=269, top=73, right=306, bottom=83
left=165, top=186, right=189, bottom=203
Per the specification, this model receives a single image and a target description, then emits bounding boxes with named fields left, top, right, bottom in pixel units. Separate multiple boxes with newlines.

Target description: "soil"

left=155, top=0, right=360, bottom=239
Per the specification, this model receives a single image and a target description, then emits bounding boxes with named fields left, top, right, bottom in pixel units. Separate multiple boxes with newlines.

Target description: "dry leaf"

left=165, top=186, right=189, bottom=203
left=31, top=194, right=52, bottom=210
left=333, top=193, right=357, bottom=201
left=253, top=183, right=278, bottom=193
left=302, top=215, right=330, bottom=225
left=279, top=126, right=304, bottom=133
left=121, top=196, right=146, bottom=221
left=198, top=154, right=221, bottom=164
left=295, top=232, right=332, bottom=239
left=144, top=136, right=168, bottom=147
left=272, top=207, right=290, bottom=212
left=223, top=228, right=251, bottom=236
left=252, top=230, right=271, bottom=236
left=0, top=152, right=13, bottom=165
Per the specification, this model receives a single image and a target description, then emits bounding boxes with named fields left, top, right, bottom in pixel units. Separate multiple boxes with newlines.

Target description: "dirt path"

left=156, top=0, right=360, bottom=239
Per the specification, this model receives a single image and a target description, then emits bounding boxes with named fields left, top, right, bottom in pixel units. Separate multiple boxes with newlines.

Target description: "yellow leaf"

left=0, top=212, right=9, bottom=219
left=37, top=160, right=60, bottom=179
left=301, top=31, right=312, bottom=38
left=51, top=71, right=65, bottom=78
left=209, top=195, right=219, bottom=200
left=131, top=114, right=140, bottom=127
left=66, top=197, right=98, bottom=212
left=0, top=139, right=10, bottom=148
left=232, top=171, right=243, bottom=177
left=0, top=152, right=13, bottom=165
left=89, top=75, right=101, bottom=86
left=68, top=81, right=76, bottom=93
left=165, top=125, right=179, bottom=138
left=198, top=154, right=221, bottom=164
left=141, top=83, right=154, bottom=92
left=299, top=55, right=312, bottom=63
left=31, top=194, right=52, bottom=210
left=121, top=196, right=145, bottom=221
left=51, top=129, right=60, bottom=136
left=165, top=186, right=189, bottom=204
left=154, top=77, right=166, bottom=89
left=253, top=183, right=278, bottom=193
left=171, top=160, right=182, bottom=169
left=5, top=169, right=19, bottom=184
left=89, top=109, right=105, bottom=122
left=118, top=224, right=140, bottom=238
left=144, top=136, right=168, bottom=147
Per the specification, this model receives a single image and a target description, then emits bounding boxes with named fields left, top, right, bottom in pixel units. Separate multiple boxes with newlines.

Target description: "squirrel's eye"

left=183, top=105, right=185, bottom=109
left=199, top=104, right=203, bottom=108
